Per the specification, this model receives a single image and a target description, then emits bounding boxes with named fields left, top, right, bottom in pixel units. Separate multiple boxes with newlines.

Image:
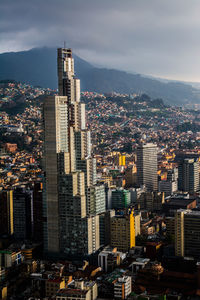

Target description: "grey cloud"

left=1, top=0, right=200, bottom=81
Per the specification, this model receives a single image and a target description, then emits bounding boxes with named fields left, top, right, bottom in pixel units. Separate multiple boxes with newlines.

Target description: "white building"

left=114, top=276, right=132, bottom=299
left=44, top=48, right=103, bottom=257
left=137, top=143, right=158, bottom=191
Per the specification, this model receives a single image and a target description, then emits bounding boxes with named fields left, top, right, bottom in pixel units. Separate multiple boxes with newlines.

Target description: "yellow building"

left=118, top=154, right=126, bottom=166
left=175, top=209, right=200, bottom=258
left=110, top=211, right=135, bottom=252
left=0, top=286, right=7, bottom=300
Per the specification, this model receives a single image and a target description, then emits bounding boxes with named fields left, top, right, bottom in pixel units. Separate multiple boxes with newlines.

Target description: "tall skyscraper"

left=44, top=48, right=103, bottom=257
left=13, top=186, right=33, bottom=240
left=178, top=158, right=199, bottom=192
left=175, top=209, right=200, bottom=258
left=136, top=143, right=158, bottom=191
left=32, top=182, right=43, bottom=242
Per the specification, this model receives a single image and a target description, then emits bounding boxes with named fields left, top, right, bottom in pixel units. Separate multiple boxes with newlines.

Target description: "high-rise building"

left=32, top=181, right=43, bottom=242
left=137, top=191, right=164, bottom=211
left=124, top=165, right=137, bottom=188
left=165, top=216, right=175, bottom=241
left=0, top=190, right=13, bottom=236
left=178, top=158, right=199, bottom=192
left=175, top=209, right=200, bottom=258
left=87, top=184, right=106, bottom=215
left=99, top=210, right=115, bottom=246
left=167, top=168, right=178, bottom=182
left=136, top=143, right=158, bottom=191
left=134, top=212, right=141, bottom=236
left=111, top=188, right=131, bottom=210
left=98, top=246, right=121, bottom=272
left=158, top=180, right=177, bottom=197
left=110, top=211, right=135, bottom=252
left=13, top=186, right=33, bottom=240
left=44, top=48, right=104, bottom=257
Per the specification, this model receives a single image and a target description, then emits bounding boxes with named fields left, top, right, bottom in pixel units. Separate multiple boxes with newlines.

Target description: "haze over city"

left=1, top=0, right=200, bottom=82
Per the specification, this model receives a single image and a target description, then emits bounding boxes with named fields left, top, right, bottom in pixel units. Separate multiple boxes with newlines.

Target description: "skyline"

left=1, top=0, right=200, bottom=82
left=1, top=47, right=200, bottom=297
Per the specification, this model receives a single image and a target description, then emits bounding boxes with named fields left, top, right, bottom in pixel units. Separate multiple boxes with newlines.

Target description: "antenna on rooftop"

left=64, top=41, right=66, bottom=48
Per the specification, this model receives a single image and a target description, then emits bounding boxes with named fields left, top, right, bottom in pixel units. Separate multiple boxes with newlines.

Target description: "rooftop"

left=177, top=209, right=200, bottom=216
left=56, top=288, right=88, bottom=296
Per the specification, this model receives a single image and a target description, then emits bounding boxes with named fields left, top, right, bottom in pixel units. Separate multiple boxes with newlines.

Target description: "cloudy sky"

left=1, top=0, right=200, bottom=82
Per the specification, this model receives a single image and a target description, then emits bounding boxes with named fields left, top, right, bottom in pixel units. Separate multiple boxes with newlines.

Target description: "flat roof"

left=56, top=288, right=88, bottom=296
left=177, top=209, right=200, bottom=216
left=167, top=199, right=196, bottom=206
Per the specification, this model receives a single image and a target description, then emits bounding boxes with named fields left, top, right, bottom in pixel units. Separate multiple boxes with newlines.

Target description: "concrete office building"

left=0, top=190, right=13, bottom=236
left=137, top=191, right=164, bottom=211
left=159, top=168, right=178, bottom=196
left=13, top=186, right=33, bottom=240
left=56, top=280, right=98, bottom=300
left=134, top=212, right=141, bottom=236
left=129, top=186, right=145, bottom=204
left=44, top=48, right=103, bottom=257
left=136, top=143, right=158, bottom=191
left=167, top=168, right=178, bottom=182
left=178, top=158, right=199, bottom=192
left=32, top=181, right=43, bottom=242
left=124, top=165, right=137, bottom=187
left=110, top=211, right=135, bottom=252
left=165, top=217, right=175, bottom=241
left=158, top=180, right=177, bottom=197
left=98, top=246, right=124, bottom=272
left=99, top=210, right=115, bottom=246
left=111, top=188, right=131, bottom=210
left=114, top=276, right=132, bottom=299
left=175, top=209, right=200, bottom=258
left=87, top=184, right=106, bottom=215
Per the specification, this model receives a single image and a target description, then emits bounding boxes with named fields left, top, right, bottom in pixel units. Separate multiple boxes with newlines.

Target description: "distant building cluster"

left=0, top=49, right=200, bottom=299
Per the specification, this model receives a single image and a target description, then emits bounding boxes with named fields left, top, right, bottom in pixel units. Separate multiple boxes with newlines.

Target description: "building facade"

left=44, top=48, right=104, bottom=257
left=178, top=158, right=199, bottom=192
left=158, top=180, right=177, bottom=197
left=114, top=276, right=132, bottom=299
left=99, top=210, right=115, bottom=246
left=175, top=209, right=200, bottom=258
left=111, top=189, right=131, bottom=210
left=13, top=186, right=33, bottom=240
left=137, top=143, right=158, bottom=191
left=110, top=211, right=135, bottom=252
left=0, top=190, right=13, bottom=236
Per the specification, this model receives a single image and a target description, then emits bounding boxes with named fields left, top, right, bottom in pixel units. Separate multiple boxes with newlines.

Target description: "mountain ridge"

left=0, top=47, right=200, bottom=105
